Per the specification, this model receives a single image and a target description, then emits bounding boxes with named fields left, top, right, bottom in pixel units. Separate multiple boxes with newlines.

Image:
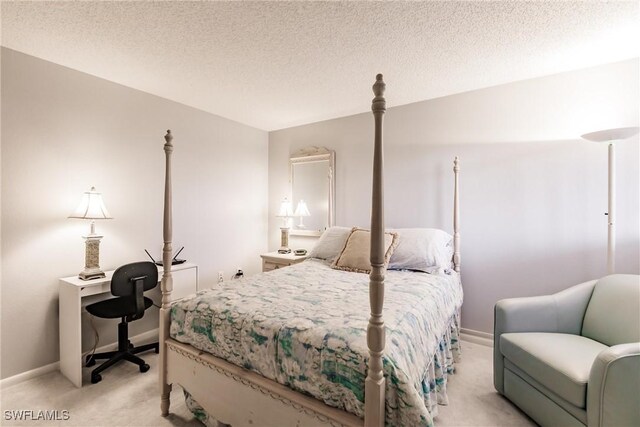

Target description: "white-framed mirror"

left=290, top=147, right=335, bottom=237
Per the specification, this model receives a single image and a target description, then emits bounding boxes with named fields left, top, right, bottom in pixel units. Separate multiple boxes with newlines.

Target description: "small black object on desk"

left=145, top=247, right=186, bottom=266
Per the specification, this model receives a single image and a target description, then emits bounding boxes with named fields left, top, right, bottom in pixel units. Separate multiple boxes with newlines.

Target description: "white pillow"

left=388, top=228, right=454, bottom=272
left=308, top=226, right=352, bottom=262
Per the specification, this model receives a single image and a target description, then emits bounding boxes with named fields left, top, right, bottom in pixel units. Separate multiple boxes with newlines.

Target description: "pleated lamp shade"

left=69, top=187, right=112, bottom=220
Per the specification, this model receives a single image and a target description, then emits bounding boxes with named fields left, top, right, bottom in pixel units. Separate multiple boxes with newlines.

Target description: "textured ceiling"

left=2, top=1, right=638, bottom=131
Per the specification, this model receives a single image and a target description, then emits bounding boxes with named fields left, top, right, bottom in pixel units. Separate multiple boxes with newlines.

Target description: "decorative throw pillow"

left=388, top=228, right=454, bottom=272
left=332, top=227, right=398, bottom=273
left=308, top=226, right=352, bottom=262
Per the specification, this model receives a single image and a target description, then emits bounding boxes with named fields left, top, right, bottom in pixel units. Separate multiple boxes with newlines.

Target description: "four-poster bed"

left=158, top=75, right=461, bottom=427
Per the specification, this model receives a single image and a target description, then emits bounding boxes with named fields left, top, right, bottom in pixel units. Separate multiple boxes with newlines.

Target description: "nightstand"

left=260, top=251, right=308, bottom=272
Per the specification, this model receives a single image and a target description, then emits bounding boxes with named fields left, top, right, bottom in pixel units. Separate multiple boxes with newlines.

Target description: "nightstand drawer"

left=263, top=261, right=282, bottom=272
left=260, top=251, right=307, bottom=272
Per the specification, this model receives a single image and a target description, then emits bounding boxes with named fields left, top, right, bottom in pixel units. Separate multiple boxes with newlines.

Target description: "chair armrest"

left=587, top=343, right=640, bottom=427
left=493, top=280, right=596, bottom=393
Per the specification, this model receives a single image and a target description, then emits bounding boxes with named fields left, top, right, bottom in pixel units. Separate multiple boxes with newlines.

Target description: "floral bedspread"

left=170, top=259, right=463, bottom=427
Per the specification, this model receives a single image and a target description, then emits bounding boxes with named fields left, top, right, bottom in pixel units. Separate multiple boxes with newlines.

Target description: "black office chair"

left=85, top=261, right=159, bottom=384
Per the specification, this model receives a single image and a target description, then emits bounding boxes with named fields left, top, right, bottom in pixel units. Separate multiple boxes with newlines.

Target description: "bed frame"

left=158, top=74, right=461, bottom=427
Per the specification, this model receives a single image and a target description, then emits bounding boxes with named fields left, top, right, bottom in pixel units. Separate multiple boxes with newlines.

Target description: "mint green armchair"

left=494, top=275, right=640, bottom=426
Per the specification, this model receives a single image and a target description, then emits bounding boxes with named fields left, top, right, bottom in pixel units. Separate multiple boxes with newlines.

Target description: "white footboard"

left=166, top=339, right=362, bottom=427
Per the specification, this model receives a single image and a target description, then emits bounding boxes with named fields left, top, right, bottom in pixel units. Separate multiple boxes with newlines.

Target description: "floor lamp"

left=581, top=126, right=639, bottom=274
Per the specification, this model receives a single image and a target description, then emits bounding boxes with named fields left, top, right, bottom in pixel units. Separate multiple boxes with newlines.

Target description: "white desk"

left=59, top=262, right=198, bottom=387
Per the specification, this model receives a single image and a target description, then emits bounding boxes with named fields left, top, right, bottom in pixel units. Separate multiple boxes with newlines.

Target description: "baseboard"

left=460, top=328, right=494, bottom=347
left=0, top=328, right=159, bottom=389
left=0, top=361, right=60, bottom=389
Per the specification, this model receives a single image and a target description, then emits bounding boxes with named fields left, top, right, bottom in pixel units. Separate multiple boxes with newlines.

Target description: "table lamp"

left=276, top=197, right=293, bottom=254
left=581, top=126, right=639, bottom=274
left=69, top=186, right=113, bottom=280
left=294, top=200, right=311, bottom=229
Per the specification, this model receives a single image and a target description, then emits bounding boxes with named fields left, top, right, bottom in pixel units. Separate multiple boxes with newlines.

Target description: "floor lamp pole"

left=607, top=142, right=615, bottom=275
left=581, top=126, right=638, bottom=276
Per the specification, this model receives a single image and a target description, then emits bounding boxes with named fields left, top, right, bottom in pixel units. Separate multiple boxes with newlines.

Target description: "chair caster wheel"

left=85, top=357, right=96, bottom=367
left=129, top=342, right=134, bottom=350
left=140, top=364, right=150, bottom=373
left=91, top=374, right=102, bottom=384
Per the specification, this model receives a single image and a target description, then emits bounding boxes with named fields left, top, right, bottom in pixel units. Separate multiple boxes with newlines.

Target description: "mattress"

left=170, top=259, right=463, bottom=426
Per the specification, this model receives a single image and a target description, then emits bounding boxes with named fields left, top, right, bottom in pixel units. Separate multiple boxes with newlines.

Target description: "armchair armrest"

left=493, top=280, right=596, bottom=393
left=587, top=343, right=640, bottom=427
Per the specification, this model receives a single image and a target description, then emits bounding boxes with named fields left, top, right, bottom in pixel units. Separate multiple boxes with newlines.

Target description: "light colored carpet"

left=0, top=340, right=535, bottom=426
left=435, top=341, right=536, bottom=426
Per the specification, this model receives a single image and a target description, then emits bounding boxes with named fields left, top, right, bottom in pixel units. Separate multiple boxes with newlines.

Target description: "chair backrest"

left=581, top=274, right=640, bottom=346
left=111, top=261, right=158, bottom=296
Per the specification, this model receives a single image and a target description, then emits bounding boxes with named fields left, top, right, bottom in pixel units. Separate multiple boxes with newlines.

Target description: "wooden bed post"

left=365, top=74, right=386, bottom=427
left=160, top=130, right=174, bottom=416
left=453, top=156, right=461, bottom=273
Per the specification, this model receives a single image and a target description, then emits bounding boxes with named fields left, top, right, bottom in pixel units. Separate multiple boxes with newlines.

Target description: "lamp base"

left=79, top=268, right=106, bottom=281
left=79, top=235, right=105, bottom=281
left=279, top=227, right=291, bottom=254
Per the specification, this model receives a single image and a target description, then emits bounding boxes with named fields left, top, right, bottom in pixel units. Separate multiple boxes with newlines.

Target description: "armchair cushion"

left=500, top=332, right=607, bottom=408
left=493, top=280, right=597, bottom=394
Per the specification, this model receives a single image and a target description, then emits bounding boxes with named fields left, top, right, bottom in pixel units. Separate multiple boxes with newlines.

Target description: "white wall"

left=269, top=59, right=640, bottom=334
left=0, top=48, right=269, bottom=379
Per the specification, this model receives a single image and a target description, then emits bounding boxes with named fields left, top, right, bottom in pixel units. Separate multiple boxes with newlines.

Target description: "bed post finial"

left=453, top=156, right=461, bottom=273
left=372, top=74, right=386, bottom=113
left=366, top=73, right=386, bottom=427
left=164, top=129, right=173, bottom=144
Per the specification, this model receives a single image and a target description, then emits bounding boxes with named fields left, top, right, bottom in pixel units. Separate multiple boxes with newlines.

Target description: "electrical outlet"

left=218, top=271, right=224, bottom=283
